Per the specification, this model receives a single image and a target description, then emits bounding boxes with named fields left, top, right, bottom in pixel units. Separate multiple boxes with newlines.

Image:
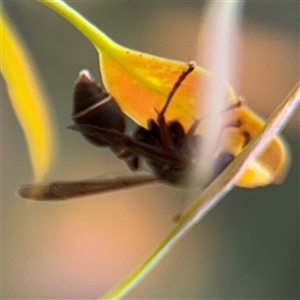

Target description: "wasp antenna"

left=156, top=62, right=196, bottom=152
left=159, top=62, right=196, bottom=117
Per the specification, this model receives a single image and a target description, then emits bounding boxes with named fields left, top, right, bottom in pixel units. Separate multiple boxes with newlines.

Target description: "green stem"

left=102, top=81, right=300, bottom=298
left=37, top=0, right=122, bottom=56
left=36, top=0, right=194, bottom=100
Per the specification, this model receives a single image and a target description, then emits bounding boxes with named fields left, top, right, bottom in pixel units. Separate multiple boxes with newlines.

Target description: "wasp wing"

left=16, top=172, right=158, bottom=200
left=68, top=124, right=186, bottom=168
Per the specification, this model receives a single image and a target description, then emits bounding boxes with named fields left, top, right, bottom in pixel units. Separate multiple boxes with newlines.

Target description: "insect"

left=17, top=62, right=288, bottom=200
left=16, top=63, right=244, bottom=200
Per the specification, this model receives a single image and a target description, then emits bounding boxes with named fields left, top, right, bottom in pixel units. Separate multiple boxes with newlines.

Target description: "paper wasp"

left=17, top=63, right=249, bottom=200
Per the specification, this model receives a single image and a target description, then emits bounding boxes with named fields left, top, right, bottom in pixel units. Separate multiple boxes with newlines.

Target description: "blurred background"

left=2, top=1, right=299, bottom=299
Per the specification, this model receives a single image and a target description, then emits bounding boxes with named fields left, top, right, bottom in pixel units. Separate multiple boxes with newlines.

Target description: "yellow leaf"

left=100, top=51, right=217, bottom=129
left=99, top=50, right=288, bottom=187
left=1, top=12, right=57, bottom=181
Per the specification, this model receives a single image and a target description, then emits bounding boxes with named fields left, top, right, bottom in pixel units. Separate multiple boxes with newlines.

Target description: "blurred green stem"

left=102, top=80, right=300, bottom=299
left=37, top=0, right=121, bottom=56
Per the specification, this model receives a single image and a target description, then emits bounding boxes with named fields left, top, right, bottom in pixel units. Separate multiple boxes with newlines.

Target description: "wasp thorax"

left=72, top=70, right=125, bottom=146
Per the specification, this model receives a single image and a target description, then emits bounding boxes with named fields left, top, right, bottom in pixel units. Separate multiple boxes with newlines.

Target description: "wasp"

left=17, top=62, right=283, bottom=200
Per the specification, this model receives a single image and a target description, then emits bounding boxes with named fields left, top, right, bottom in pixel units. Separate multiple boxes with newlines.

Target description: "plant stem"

left=102, top=81, right=300, bottom=299
left=37, top=0, right=120, bottom=56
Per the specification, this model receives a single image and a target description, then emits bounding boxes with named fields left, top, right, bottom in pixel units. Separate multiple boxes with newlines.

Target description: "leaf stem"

left=101, top=80, right=300, bottom=299
left=37, top=0, right=121, bottom=56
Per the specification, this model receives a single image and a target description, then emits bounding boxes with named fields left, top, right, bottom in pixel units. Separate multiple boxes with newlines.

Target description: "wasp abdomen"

left=72, top=70, right=125, bottom=146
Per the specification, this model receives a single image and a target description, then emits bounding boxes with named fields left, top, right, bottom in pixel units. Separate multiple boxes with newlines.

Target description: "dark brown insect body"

left=71, top=68, right=236, bottom=185
left=72, top=67, right=202, bottom=185
left=17, top=64, right=238, bottom=200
